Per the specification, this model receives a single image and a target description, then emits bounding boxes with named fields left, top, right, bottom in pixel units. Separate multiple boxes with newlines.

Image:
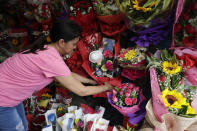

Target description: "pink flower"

left=103, top=50, right=113, bottom=58
left=105, top=61, right=113, bottom=71
left=112, top=89, right=117, bottom=95
left=125, top=98, right=132, bottom=106
left=133, top=86, right=139, bottom=92
left=159, top=75, right=166, bottom=82
left=128, top=83, right=134, bottom=88
left=132, top=98, right=137, bottom=104
left=120, top=90, right=123, bottom=95
left=125, top=91, right=130, bottom=97
left=112, top=95, right=118, bottom=103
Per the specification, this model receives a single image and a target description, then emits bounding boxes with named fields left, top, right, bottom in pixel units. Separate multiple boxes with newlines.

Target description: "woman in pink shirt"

left=0, top=19, right=112, bottom=131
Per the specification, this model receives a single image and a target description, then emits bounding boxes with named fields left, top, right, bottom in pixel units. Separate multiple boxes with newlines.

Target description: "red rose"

left=179, top=55, right=196, bottom=68
left=181, top=13, right=190, bottom=20
left=184, top=25, right=195, bottom=35
left=103, top=50, right=113, bottom=58
left=174, top=23, right=182, bottom=33
left=192, top=3, right=197, bottom=10
left=195, top=32, right=197, bottom=38
left=132, top=98, right=137, bottom=104
left=159, top=75, right=166, bottom=82
left=125, top=98, right=133, bottom=106
left=182, top=37, right=195, bottom=47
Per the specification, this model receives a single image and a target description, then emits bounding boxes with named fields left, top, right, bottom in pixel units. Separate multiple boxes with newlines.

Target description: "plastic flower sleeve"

left=44, top=109, right=58, bottom=131
left=74, top=108, right=84, bottom=129
left=62, top=113, right=75, bottom=131
left=92, top=118, right=110, bottom=131
left=42, top=125, right=53, bottom=131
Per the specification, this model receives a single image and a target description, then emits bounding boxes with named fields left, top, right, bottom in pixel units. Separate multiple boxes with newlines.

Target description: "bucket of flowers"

left=143, top=49, right=197, bottom=131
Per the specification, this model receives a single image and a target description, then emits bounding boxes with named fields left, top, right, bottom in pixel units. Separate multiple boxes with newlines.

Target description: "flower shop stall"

left=0, top=0, right=197, bottom=131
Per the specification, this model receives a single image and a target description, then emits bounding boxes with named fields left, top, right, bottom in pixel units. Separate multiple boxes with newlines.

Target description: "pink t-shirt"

left=0, top=46, right=71, bottom=107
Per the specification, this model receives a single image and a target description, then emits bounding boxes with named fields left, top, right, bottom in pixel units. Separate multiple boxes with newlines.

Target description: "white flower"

left=70, top=6, right=74, bottom=11
left=138, top=54, right=145, bottom=62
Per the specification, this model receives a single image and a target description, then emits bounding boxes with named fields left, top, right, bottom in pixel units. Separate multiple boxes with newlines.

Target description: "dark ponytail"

left=22, top=18, right=82, bottom=54
left=22, top=33, right=47, bottom=54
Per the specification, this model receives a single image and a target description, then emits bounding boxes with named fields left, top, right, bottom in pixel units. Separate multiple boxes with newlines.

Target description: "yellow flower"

left=132, top=0, right=156, bottom=12
left=162, top=61, right=181, bottom=75
left=57, top=107, right=63, bottom=112
left=186, top=105, right=196, bottom=115
left=46, top=36, right=51, bottom=42
left=162, top=88, right=188, bottom=109
left=12, top=38, right=18, bottom=46
left=124, top=49, right=136, bottom=61
left=41, top=93, right=52, bottom=98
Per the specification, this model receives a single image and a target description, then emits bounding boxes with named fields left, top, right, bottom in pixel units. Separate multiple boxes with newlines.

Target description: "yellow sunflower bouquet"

left=116, top=0, right=174, bottom=28
left=142, top=49, right=197, bottom=131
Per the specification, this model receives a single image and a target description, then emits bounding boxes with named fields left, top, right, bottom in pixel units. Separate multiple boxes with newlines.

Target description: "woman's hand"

left=104, top=82, right=113, bottom=91
left=88, top=79, right=97, bottom=85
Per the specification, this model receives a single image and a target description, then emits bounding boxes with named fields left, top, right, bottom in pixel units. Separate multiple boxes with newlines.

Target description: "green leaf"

left=161, top=49, right=170, bottom=61
left=171, top=55, right=177, bottom=64
left=143, top=0, right=156, bottom=8
left=161, top=0, right=171, bottom=11
left=179, top=105, right=188, bottom=115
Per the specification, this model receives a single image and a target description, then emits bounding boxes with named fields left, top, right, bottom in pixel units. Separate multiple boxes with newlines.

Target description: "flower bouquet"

left=68, top=1, right=98, bottom=36
left=117, top=46, right=148, bottom=80
left=143, top=49, right=197, bottom=131
left=34, top=3, right=52, bottom=29
left=173, top=0, right=197, bottom=47
left=92, top=0, right=126, bottom=36
left=107, top=83, right=145, bottom=125
left=79, top=37, right=121, bottom=85
left=116, top=0, right=174, bottom=29
left=117, top=46, right=147, bottom=70
left=174, top=47, right=197, bottom=86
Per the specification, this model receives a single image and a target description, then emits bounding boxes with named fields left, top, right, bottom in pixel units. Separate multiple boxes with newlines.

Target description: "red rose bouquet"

left=68, top=1, right=98, bottom=36
left=174, top=0, right=197, bottom=47
left=92, top=0, right=126, bottom=36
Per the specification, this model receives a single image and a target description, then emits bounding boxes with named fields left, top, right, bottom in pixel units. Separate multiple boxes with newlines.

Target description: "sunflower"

left=41, top=93, right=52, bottom=98
left=162, top=88, right=188, bottom=109
left=11, top=38, right=18, bottom=46
left=162, top=61, right=181, bottom=75
left=132, top=0, right=156, bottom=12
left=124, top=49, right=136, bottom=61
left=186, top=105, right=196, bottom=115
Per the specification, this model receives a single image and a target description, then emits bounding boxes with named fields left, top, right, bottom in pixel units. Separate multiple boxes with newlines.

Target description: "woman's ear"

left=58, top=39, right=65, bottom=48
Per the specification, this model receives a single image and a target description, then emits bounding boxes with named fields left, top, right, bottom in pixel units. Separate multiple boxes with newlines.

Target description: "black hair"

left=22, top=18, right=82, bottom=54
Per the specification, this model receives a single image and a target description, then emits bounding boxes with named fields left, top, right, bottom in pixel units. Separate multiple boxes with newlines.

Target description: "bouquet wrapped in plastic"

left=92, top=0, right=126, bottom=36
left=142, top=49, right=197, bottom=131
left=107, top=83, right=146, bottom=125
left=79, top=36, right=121, bottom=85
left=68, top=1, right=98, bottom=36
left=116, top=0, right=174, bottom=28
left=174, top=47, right=197, bottom=86
left=173, top=0, right=197, bottom=47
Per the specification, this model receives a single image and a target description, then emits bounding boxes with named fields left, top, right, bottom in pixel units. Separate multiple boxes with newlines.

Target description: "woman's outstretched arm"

left=55, top=75, right=112, bottom=96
